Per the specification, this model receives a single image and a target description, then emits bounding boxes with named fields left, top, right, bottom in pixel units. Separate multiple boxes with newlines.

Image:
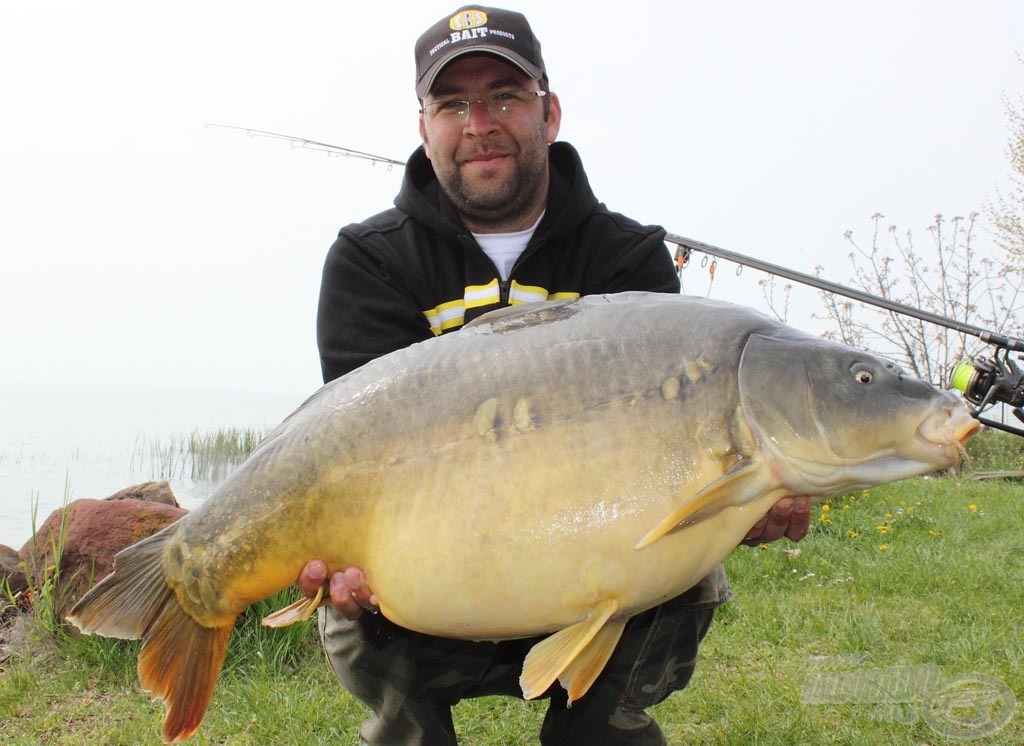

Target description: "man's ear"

left=419, top=115, right=432, bottom=159
left=545, top=92, right=562, bottom=143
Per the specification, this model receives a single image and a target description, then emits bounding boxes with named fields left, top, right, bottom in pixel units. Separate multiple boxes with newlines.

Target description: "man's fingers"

left=327, top=567, right=380, bottom=619
left=760, top=496, right=795, bottom=542
left=786, top=496, right=811, bottom=541
left=298, top=559, right=328, bottom=596
left=328, top=572, right=365, bottom=619
left=343, top=567, right=380, bottom=610
left=742, top=496, right=812, bottom=545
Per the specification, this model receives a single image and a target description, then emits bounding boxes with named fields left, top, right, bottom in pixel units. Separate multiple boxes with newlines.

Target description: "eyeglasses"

left=419, top=90, right=547, bottom=122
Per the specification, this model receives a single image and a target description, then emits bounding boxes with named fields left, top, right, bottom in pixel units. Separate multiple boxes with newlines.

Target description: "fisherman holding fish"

left=299, top=7, right=810, bottom=745
left=65, top=9, right=980, bottom=743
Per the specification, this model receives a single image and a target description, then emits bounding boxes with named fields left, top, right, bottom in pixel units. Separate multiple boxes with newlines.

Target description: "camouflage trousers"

left=318, top=566, right=730, bottom=746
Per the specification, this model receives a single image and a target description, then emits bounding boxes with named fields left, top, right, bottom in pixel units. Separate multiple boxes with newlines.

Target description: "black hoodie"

left=316, top=141, right=680, bottom=383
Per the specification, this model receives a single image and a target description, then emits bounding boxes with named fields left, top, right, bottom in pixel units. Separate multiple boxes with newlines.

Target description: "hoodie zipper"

left=502, top=237, right=546, bottom=305
left=462, top=231, right=544, bottom=306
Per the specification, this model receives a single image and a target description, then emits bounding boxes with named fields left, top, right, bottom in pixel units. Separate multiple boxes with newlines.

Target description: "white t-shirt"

left=473, top=212, right=545, bottom=281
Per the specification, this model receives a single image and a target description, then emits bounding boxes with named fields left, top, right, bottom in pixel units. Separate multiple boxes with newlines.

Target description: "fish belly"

left=355, top=397, right=769, bottom=639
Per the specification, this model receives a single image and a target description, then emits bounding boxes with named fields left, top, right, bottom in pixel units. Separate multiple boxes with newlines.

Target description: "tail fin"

left=67, top=525, right=234, bottom=743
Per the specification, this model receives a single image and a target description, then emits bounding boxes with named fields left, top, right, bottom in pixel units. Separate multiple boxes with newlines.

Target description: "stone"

left=18, top=496, right=187, bottom=618
left=0, top=543, right=28, bottom=601
left=104, top=480, right=180, bottom=507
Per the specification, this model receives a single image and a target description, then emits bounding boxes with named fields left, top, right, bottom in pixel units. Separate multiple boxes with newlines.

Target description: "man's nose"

left=463, top=100, right=500, bottom=131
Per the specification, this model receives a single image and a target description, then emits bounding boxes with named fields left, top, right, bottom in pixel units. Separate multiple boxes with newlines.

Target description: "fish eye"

left=851, top=365, right=874, bottom=384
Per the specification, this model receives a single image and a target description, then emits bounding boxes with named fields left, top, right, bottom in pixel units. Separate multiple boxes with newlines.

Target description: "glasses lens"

left=426, top=91, right=538, bottom=121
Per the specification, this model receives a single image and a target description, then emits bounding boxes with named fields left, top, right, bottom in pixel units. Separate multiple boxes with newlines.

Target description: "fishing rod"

left=662, top=233, right=1024, bottom=436
left=211, top=124, right=1024, bottom=436
left=205, top=124, right=406, bottom=168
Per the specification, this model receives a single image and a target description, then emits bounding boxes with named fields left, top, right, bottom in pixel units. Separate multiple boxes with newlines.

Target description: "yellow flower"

left=929, top=530, right=941, bottom=538
left=821, top=504, right=831, bottom=513
left=846, top=530, right=860, bottom=539
left=879, top=544, right=889, bottom=552
left=885, top=513, right=894, bottom=520
left=875, top=524, right=891, bottom=534
left=968, top=504, right=978, bottom=512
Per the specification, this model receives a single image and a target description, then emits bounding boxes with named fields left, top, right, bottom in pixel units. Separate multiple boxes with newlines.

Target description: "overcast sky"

left=2, top=1, right=1021, bottom=398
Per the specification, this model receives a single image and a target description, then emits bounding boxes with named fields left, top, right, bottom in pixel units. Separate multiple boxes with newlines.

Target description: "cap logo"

left=449, top=10, right=487, bottom=31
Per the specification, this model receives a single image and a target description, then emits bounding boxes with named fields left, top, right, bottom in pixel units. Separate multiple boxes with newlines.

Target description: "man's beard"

left=441, top=139, right=549, bottom=227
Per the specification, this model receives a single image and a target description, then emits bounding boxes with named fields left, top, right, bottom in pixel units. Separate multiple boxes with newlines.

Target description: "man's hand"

left=298, top=560, right=379, bottom=620
left=742, top=496, right=811, bottom=546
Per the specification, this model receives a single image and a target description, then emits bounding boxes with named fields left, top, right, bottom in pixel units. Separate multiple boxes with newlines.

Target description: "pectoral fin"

left=261, top=586, right=324, bottom=628
left=520, top=598, right=621, bottom=701
left=635, top=461, right=769, bottom=549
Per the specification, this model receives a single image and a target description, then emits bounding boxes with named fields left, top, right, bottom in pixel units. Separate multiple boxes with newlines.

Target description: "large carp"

left=68, top=292, right=978, bottom=743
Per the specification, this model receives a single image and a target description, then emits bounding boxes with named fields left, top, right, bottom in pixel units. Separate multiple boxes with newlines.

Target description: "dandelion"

left=819, top=504, right=832, bottom=525
left=875, top=524, right=891, bottom=534
left=847, top=530, right=860, bottom=539
left=885, top=512, right=894, bottom=520
left=929, top=530, right=941, bottom=538
left=879, top=544, right=890, bottom=552
left=968, top=504, right=978, bottom=512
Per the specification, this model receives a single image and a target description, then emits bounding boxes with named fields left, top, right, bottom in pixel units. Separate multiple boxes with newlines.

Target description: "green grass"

left=2, top=476, right=1021, bottom=744
left=962, top=427, right=1024, bottom=473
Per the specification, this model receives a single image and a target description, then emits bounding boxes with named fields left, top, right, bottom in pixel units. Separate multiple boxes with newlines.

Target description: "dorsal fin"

left=466, top=298, right=579, bottom=333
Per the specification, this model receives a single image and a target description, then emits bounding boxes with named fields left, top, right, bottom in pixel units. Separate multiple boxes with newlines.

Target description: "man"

left=300, top=7, right=810, bottom=745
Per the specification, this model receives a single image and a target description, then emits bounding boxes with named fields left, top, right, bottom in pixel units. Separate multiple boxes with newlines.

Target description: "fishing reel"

left=949, top=345, right=1024, bottom=436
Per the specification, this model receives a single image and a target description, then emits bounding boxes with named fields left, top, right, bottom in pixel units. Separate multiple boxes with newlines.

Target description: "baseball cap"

left=415, top=6, right=547, bottom=98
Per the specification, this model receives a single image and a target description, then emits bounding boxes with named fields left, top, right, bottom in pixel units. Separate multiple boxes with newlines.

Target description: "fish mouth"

left=955, top=418, right=983, bottom=444
left=915, top=406, right=982, bottom=466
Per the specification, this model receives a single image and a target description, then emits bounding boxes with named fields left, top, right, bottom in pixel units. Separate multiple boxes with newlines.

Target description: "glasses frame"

left=419, top=90, right=548, bottom=121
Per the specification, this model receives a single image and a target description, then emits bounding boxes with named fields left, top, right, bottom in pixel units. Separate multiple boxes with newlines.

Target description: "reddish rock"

left=105, top=480, right=180, bottom=507
left=18, top=496, right=187, bottom=618
left=0, top=543, right=27, bottom=601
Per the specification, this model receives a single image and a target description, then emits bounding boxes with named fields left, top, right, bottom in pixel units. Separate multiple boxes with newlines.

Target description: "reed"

left=130, top=426, right=267, bottom=482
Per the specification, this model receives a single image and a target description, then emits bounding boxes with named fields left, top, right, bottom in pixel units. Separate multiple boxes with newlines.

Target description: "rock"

left=0, top=543, right=28, bottom=600
left=104, top=480, right=180, bottom=507
left=18, top=497, right=187, bottom=618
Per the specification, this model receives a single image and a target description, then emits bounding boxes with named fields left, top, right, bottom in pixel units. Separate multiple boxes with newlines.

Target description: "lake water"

left=0, top=384, right=305, bottom=549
